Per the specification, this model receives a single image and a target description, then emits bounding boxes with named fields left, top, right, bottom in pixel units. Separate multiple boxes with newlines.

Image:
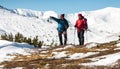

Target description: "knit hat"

left=78, top=13, right=82, bottom=16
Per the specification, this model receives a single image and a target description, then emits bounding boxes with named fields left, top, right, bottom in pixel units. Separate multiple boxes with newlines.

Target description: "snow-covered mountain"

left=0, top=5, right=7, bottom=9
left=0, top=6, right=120, bottom=45
left=0, top=5, right=120, bottom=68
left=13, top=8, right=58, bottom=19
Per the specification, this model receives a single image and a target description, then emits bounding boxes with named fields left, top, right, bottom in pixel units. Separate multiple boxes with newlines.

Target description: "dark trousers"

left=77, top=30, right=85, bottom=45
left=58, top=31, right=67, bottom=45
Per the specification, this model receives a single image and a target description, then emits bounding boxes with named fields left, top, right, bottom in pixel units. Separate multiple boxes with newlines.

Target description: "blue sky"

left=0, top=0, right=120, bottom=13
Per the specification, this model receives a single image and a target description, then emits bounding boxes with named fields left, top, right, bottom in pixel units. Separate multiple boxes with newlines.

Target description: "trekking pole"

left=56, top=34, right=58, bottom=46
left=74, top=28, right=76, bottom=45
left=85, top=30, right=88, bottom=43
left=85, top=29, right=92, bottom=43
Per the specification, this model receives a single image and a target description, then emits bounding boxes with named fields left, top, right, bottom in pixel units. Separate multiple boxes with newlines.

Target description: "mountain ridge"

left=0, top=5, right=120, bottom=45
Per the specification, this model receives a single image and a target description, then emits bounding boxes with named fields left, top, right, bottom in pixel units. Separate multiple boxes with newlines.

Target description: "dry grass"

left=0, top=40, right=120, bottom=69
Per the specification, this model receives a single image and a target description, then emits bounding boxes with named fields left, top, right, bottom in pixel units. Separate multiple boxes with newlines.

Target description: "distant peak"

left=92, top=7, right=120, bottom=13
left=0, top=5, right=7, bottom=9
left=103, top=7, right=120, bottom=10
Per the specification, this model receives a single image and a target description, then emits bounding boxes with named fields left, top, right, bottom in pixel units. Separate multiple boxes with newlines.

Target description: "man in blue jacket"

left=50, top=14, right=69, bottom=45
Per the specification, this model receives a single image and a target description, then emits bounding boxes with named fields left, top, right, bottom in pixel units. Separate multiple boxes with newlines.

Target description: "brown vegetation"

left=0, top=40, right=120, bottom=69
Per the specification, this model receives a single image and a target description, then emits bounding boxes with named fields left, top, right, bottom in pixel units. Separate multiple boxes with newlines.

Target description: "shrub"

left=1, top=33, right=8, bottom=40
left=15, top=32, right=24, bottom=43
left=38, top=41, right=44, bottom=48
left=33, top=36, right=38, bottom=47
left=0, top=33, right=44, bottom=48
left=27, top=38, right=32, bottom=45
left=8, top=33, right=13, bottom=41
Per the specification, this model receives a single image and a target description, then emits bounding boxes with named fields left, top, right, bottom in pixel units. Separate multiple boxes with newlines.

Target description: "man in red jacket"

left=75, top=14, right=88, bottom=45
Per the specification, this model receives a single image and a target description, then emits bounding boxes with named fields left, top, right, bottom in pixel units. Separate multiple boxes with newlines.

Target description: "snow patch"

left=12, top=67, right=23, bottom=69
left=96, top=49, right=109, bottom=51
left=114, top=47, right=120, bottom=50
left=86, top=43, right=98, bottom=48
left=49, top=51, right=68, bottom=59
left=0, top=40, right=34, bottom=62
left=53, top=45, right=74, bottom=51
left=68, top=52, right=99, bottom=60
left=116, top=43, right=120, bottom=47
left=82, top=52, right=120, bottom=66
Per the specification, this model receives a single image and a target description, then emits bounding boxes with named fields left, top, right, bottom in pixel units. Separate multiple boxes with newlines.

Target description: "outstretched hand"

left=50, top=16, right=52, bottom=18
left=47, top=17, right=52, bottom=23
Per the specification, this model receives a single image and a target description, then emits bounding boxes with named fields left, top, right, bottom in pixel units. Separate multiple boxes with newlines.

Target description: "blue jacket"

left=50, top=17, right=69, bottom=32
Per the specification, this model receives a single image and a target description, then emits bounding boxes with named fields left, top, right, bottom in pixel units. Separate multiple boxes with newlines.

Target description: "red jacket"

left=75, top=19, right=87, bottom=32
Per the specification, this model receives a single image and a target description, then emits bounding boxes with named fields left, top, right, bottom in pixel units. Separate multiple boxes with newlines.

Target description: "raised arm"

left=50, top=16, right=60, bottom=23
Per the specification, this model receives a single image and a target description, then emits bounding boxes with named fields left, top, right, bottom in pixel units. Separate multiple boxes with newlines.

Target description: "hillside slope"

left=0, top=6, right=120, bottom=45
left=0, top=5, right=120, bottom=69
left=1, top=40, right=120, bottom=69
